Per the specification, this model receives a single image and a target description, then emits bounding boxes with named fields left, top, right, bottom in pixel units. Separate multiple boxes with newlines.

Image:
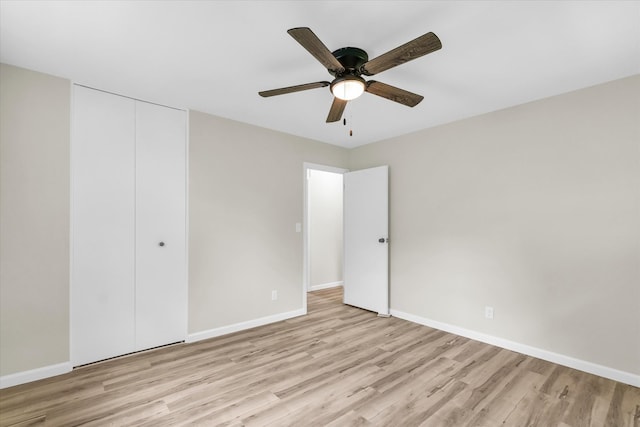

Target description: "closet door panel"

left=71, top=86, right=136, bottom=365
left=134, top=101, right=187, bottom=350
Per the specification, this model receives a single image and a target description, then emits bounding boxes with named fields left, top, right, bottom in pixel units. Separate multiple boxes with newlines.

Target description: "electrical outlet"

left=271, top=290, right=278, bottom=301
left=485, top=306, right=494, bottom=320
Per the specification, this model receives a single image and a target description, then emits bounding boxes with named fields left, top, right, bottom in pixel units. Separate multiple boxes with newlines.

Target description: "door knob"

left=159, top=242, right=165, bottom=247
left=378, top=238, right=386, bottom=243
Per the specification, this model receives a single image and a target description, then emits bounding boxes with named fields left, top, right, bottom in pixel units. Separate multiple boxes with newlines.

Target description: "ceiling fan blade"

left=365, top=81, right=424, bottom=107
left=361, top=32, right=442, bottom=76
left=288, top=27, right=345, bottom=73
left=326, top=97, right=347, bottom=123
left=259, top=81, right=330, bottom=97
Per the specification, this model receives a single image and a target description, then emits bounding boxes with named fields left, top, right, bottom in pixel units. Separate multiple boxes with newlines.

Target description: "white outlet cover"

left=485, top=306, right=494, bottom=319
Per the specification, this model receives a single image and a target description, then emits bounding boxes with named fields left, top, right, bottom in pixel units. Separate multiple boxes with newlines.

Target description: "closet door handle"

left=158, top=242, right=165, bottom=247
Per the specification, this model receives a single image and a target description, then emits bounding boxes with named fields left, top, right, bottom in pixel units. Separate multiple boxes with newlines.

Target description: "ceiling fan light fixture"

left=331, top=75, right=365, bottom=101
left=259, top=28, right=442, bottom=123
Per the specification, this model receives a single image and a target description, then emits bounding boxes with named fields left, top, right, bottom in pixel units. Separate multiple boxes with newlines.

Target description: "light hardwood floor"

left=1, top=287, right=638, bottom=426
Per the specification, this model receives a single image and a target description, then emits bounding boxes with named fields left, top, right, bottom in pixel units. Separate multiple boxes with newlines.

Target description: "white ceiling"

left=1, top=1, right=639, bottom=148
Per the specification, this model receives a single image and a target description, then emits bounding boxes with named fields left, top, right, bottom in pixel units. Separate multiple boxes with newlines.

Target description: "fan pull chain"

left=343, top=116, right=352, bottom=136
left=343, top=110, right=353, bottom=137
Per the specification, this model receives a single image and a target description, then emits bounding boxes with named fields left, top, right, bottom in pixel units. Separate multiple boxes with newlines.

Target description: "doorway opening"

left=303, top=163, right=348, bottom=305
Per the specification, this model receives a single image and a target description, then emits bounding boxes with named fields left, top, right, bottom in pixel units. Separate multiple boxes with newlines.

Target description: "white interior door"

left=343, top=165, right=389, bottom=315
left=72, top=86, right=187, bottom=365
left=72, top=86, right=136, bottom=365
left=135, top=102, right=187, bottom=350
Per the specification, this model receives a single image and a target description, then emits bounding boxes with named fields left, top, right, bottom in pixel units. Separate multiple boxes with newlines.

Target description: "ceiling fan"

left=259, top=27, right=442, bottom=123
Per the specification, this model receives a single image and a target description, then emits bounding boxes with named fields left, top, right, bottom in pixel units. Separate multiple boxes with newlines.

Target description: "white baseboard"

left=186, top=308, right=306, bottom=343
left=2, top=309, right=307, bottom=388
left=0, top=361, right=72, bottom=389
left=309, top=281, right=343, bottom=292
left=390, top=309, right=640, bottom=388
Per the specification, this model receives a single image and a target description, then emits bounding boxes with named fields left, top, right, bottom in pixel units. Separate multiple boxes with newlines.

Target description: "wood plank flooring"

left=1, top=287, right=638, bottom=426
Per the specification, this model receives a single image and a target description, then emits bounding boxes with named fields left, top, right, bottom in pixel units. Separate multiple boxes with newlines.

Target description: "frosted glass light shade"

left=331, top=76, right=365, bottom=101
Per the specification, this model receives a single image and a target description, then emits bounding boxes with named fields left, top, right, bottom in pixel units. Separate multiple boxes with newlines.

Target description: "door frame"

left=302, top=163, right=348, bottom=311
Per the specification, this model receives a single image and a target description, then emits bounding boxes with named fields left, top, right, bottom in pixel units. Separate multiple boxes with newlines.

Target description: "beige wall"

left=188, top=112, right=348, bottom=332
left=349, top=75, right=640, bottom=375
left=1, top=62, right=637, bottom=382
left=0, top=64, right=70, bottom=376
left=309, top=169, right=343, bottom=288
left=0, top=64, right=349, bottom=378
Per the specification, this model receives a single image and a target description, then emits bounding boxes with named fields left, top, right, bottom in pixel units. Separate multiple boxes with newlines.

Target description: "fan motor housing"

left=330, top=47, right=368, bottom=76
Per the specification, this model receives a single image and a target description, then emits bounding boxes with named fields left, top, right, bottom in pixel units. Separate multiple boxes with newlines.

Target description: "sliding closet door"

left=134, top=102, right=187, bottom=350
left=72, top=86, right=136, bottom=365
